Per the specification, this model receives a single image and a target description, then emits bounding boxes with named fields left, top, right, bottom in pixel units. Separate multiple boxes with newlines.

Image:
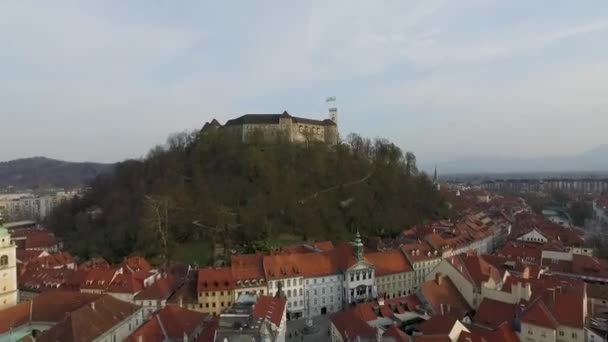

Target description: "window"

left=221, top=302, right=224, bottom=307
left=287, top=290, right=292, bottom=297
left=299, top=300, right=303, bottom=306
left=527, top=330, right=533, bottom=335
left=356, top=273, right=360, bottom=281
left=205, top=303, right=209, bottom=308
left=541, top=331, right=546, bottom=338
left=269, top=282, right=273, bottom=290
left=350, top=274, right=354, bottom=282
left=212, top=303, right=216, bottom=308
left=287, top=279, right=291, bottom=287
left=299, top=289, right=302, bottom=296
left=299, top=279, right=302, bottom=285
left=572, top=332, right=577, bottom=338
left=219, top=291, right=223, bottom=296
left=288, top=302, right=292, bottom=308
left=363, top=273, right=367, bottom=280
left=306, top=280, right=309, bottom=285
left=322, top=288, right=325, bottom=295
left=0, top=255, right=8, bottom=266
left=314, top=289, right=317, bottom=295
left=314, top=279, right=317, bottom=284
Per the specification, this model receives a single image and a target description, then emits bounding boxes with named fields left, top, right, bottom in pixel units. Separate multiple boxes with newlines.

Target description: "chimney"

left=440, top=303, right=445, bottom=315
left=137, top=335, right=143, bottom=342
left=179, top=296, right=183, bottom=308
left=90, top=301, right=96, bottom=310
left=435, top=273, right=443, bottom=286
left=183, top=332, right=189, bottom=342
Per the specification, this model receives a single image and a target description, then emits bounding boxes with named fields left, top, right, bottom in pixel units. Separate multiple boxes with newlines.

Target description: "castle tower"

left=353, top=230, right=364, bottom=262
left=326, top=97, right=338, bottom=124
left=0, top=215, right=17, bottom=310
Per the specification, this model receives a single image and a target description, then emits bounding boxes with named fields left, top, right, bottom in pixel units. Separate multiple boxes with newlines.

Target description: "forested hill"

left=47, top=130, right=450, bottom=264
left=0, top=157, right=112, bottom=189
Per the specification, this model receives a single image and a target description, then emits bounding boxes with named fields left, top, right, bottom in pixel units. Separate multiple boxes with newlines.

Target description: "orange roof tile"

left=127, top=305, right=209, bottom=341
left=231, top=253, right=265, bottom=281
left=251, top=296, right=286, bottom=327
left=198, top=267, right=234, bottom=293
left=0, top=291, right=101, bottom=334
left=134, top=275, right=178, bottom=301
left=366, top=250, right=412, bottom=276
left=419, top=276, right=472, bottom=318
left=521, top=300, right=558, bottom=329
left=417, top=315, right=457, bottom=335
left=474, top=298, right=517, bottom=329
left=37, top=295, right=141, bottom=342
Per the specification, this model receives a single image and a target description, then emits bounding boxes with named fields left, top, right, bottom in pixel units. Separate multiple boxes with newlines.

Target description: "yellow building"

left=197, top=267, right=235, bottom=315
left=0, top=218, right=18, bottom=310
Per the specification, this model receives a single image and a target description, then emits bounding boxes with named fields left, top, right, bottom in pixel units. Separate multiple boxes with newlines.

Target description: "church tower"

left=353, top=231, right=364, bottom=262
left=0, top=215, right=17, bottom=310
left=433, top=165, right=441, bottom=190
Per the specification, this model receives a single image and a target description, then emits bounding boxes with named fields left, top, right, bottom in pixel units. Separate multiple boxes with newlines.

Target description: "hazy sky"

left=2, top=1, right=608, bottom=165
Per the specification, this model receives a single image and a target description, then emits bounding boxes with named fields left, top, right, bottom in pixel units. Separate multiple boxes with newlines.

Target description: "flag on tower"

left=326, top=96, right=336, bottom=102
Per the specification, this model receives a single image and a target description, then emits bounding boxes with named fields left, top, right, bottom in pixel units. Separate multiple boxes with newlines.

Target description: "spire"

left=353, top=230, right=364, bottom=262
left=433, top=165, right=440, bottom=190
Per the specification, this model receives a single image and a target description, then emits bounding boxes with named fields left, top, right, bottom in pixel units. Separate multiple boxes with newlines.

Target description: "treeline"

left=47, top=129, right=450, bottom=264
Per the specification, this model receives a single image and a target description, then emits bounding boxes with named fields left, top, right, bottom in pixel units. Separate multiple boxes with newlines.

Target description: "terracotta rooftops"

left=37, top=295, right=141, bottom=342
left=366, top=249, right=412, bottom=276
left=134, top=274, right=178, bottom=301
left=231, top=253, right=265, bottom=282
left=449, top=254, right=502, bottom=288
left=251, top=296, right=286, bottom=327
left=127, top=305, right=209, bottom=342
left=419, top=275, right=472, bottom=318
left=106, top=272, right=145, bottom=294
left=521, top=300, right=559, bottom=329
left=0, top=291, right=101, bottom=334
left=474, top=298, right=517, bottom=329
left=198, top=267, right=234, bottom=292
left=417, top=315, right=458, bottom=335
left=330, top=307, right=377, bottom=341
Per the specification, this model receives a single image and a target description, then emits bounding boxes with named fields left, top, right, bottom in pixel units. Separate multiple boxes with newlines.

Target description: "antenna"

left=326, top=96, right=337, bottom=124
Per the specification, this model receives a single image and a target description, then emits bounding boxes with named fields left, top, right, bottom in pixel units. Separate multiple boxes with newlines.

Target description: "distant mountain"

left=432, top=145, right=608, bottom=175
left=0, top=157, right=113, bottom=190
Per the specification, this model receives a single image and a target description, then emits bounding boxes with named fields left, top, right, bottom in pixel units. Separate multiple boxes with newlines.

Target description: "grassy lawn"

left=173, top=240, right=212, bottom=266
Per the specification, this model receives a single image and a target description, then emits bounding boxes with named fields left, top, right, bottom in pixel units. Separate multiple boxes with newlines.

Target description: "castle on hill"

left=202, top=110, right=339, bottom=145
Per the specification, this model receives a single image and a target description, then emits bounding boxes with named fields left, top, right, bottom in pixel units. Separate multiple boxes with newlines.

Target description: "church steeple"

left=353, top=230, right=364, bottom=262
left=433, top=165, right=440, bottom=190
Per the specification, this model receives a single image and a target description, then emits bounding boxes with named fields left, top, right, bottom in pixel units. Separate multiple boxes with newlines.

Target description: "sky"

left=1, top=1, right=608, bottom=167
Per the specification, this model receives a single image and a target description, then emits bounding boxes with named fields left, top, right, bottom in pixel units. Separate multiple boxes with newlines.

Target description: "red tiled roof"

left=37, top=295, right=141, bottom=342
left=27, top=252, right=75, bottom=269
left=106, top=272, right=145, bottom=294
left=198, top=267, right=234, bottom=293
left=80, top=268, right=118, bottom=291
left=134, top=275, right=178, bottom=301
left=521, top=300, right=558, bottom=329
left=417, top=315, right=457, bottom=335
left=231, top=253, right=266, bottom=282
left=366, top=250, right=412, bottom=276
left=18, top=267, right=75, bottom=292
left=330, top=307, right=377, bottom=341
left=419, top=276, right=472, bottom=318
left=23, top=230, right=58, bottom=249
left=474, top=298, right=517, bottom=329
left=251, top=296, right=286, bottom=327
left=449, top=255, right=502, bottom=288
left=127, top=305, right=208, bottom=342
left=16, top=250, right=46, bottom=263
left=0, top=291, right=101, bottom=334
left=79, top=257, right=110, bottom=271
left=121, top=256, right=152, bottom=274
left=383, top=325, right=409, bottom=342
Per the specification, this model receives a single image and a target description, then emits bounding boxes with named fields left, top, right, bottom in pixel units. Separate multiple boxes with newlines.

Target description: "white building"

left=342, top=233, right=377, bottom=305
left=0, top=219, right=17, bottom=310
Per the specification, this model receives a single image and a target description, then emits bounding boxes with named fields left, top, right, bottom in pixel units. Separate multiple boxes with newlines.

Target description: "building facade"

left=0, top=222, right=17, bottom=310
left=214, top=111, right=338, bottom=145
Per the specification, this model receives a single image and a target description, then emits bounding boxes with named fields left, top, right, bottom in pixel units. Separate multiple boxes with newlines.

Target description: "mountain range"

left=0, top=157, right=113, bottom=190
left=428, top=145, right=608, bottom=175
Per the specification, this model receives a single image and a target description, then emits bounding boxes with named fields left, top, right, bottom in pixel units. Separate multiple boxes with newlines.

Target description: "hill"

left=47, top=130, right=449, bottom=264
left=432, top=145, right=608, bottom=174
left=0, top=157, right=113, bottom=190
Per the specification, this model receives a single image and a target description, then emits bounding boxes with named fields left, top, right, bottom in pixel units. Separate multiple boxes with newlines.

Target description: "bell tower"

left=0, top=214, right=17, bottom=310
left=353, top=231, right=364, bottom=262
